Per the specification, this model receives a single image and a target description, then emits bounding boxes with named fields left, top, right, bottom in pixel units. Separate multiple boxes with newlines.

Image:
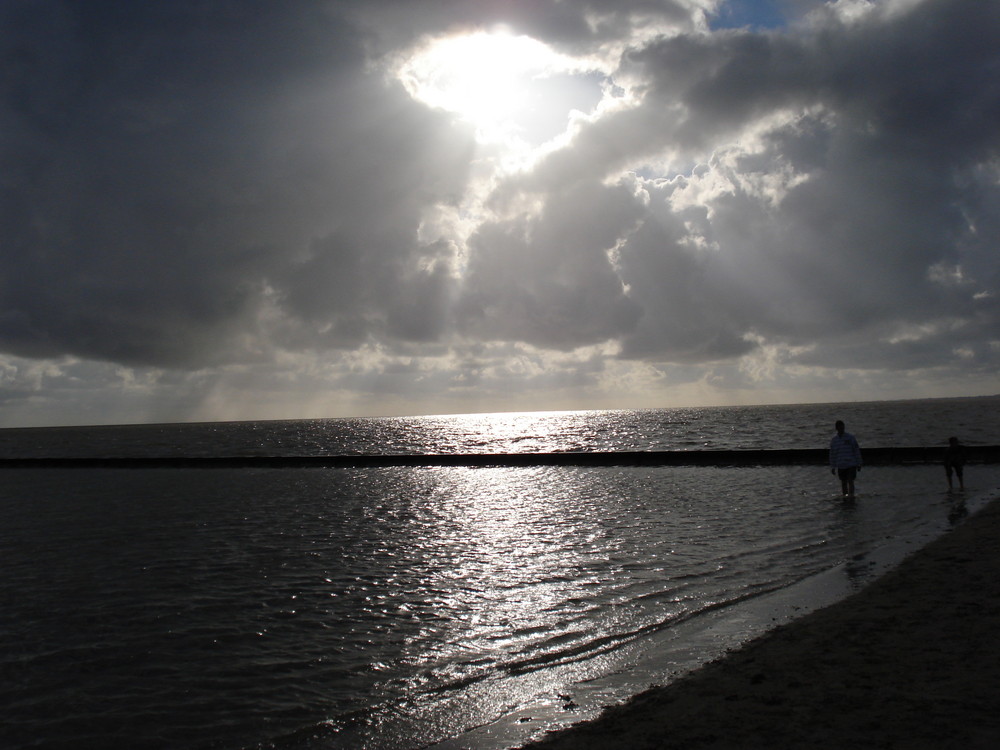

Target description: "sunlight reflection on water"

left=4, top=396, right=997, bottom=459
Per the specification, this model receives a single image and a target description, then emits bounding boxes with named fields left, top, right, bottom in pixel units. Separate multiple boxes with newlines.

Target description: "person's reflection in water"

left=948, top=496, right=968, bottom=525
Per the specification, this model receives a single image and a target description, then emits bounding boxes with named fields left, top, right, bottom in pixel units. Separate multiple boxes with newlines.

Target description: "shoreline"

left=520, top=494, right=1000, bottom=749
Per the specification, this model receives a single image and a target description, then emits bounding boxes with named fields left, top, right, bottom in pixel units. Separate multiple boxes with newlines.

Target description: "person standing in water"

left=944, top=436, right=966, bottom=491
left=830, top=420, right=862, bottom=499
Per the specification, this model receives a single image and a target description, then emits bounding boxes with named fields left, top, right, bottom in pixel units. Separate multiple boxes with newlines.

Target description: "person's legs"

left=838, top=467, right=857, bottom=498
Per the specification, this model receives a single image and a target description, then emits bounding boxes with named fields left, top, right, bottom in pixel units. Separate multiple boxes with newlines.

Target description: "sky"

left=1, top=0, right=998, bottom=427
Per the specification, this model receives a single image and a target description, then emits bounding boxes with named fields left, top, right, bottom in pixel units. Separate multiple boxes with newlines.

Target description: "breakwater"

left=2, top=445, right=998, bottom=468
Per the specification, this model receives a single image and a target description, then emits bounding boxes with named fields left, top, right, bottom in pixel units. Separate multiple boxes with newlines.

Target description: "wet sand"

left=522, top=495, right=1000, bottom=749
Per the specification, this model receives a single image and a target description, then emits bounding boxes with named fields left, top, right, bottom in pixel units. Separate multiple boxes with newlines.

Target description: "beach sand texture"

left=523, top=496, right=1000, bottom=750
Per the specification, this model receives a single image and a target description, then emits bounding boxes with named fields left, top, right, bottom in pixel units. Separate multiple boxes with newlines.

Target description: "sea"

left=2, top=396, right=999, bottom=750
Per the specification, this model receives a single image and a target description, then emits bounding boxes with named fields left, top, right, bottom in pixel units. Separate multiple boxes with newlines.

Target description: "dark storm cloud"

left=458, top=179, right=644, bottom=349
left=1, top=0, right=473, bottom=367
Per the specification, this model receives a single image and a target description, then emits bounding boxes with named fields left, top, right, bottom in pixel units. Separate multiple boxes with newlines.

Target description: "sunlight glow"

left=396, top=30, right=604, bottom=147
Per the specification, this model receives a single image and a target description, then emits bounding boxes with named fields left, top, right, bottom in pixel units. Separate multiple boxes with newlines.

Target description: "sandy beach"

left=522, top=495, right=1000, bottom=750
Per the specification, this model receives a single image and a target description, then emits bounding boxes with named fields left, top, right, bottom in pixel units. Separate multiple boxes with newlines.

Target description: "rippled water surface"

left=2, top=398, right=999, bottom=749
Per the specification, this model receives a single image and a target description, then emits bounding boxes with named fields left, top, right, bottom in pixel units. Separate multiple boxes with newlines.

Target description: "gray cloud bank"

left=1, top=0, right=997, bottom=425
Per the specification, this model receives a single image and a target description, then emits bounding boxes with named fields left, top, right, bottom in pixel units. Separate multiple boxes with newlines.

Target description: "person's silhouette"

left=829, top=420, right=862, bottom=499
left=944, top=436, right=966, bottom=491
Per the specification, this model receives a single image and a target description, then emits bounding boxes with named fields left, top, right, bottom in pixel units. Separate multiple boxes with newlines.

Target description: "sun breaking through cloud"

left=396, top=29, right=607, bottom=149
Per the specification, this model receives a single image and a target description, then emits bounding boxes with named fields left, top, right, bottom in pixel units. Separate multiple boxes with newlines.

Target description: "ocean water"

left=1, top=397, right=999, bottom=750
left=2, top=395, right=998, bottom=459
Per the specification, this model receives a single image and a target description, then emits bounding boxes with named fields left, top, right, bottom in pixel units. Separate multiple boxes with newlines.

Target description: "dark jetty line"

left=2, top=446, right=998, bottom=469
